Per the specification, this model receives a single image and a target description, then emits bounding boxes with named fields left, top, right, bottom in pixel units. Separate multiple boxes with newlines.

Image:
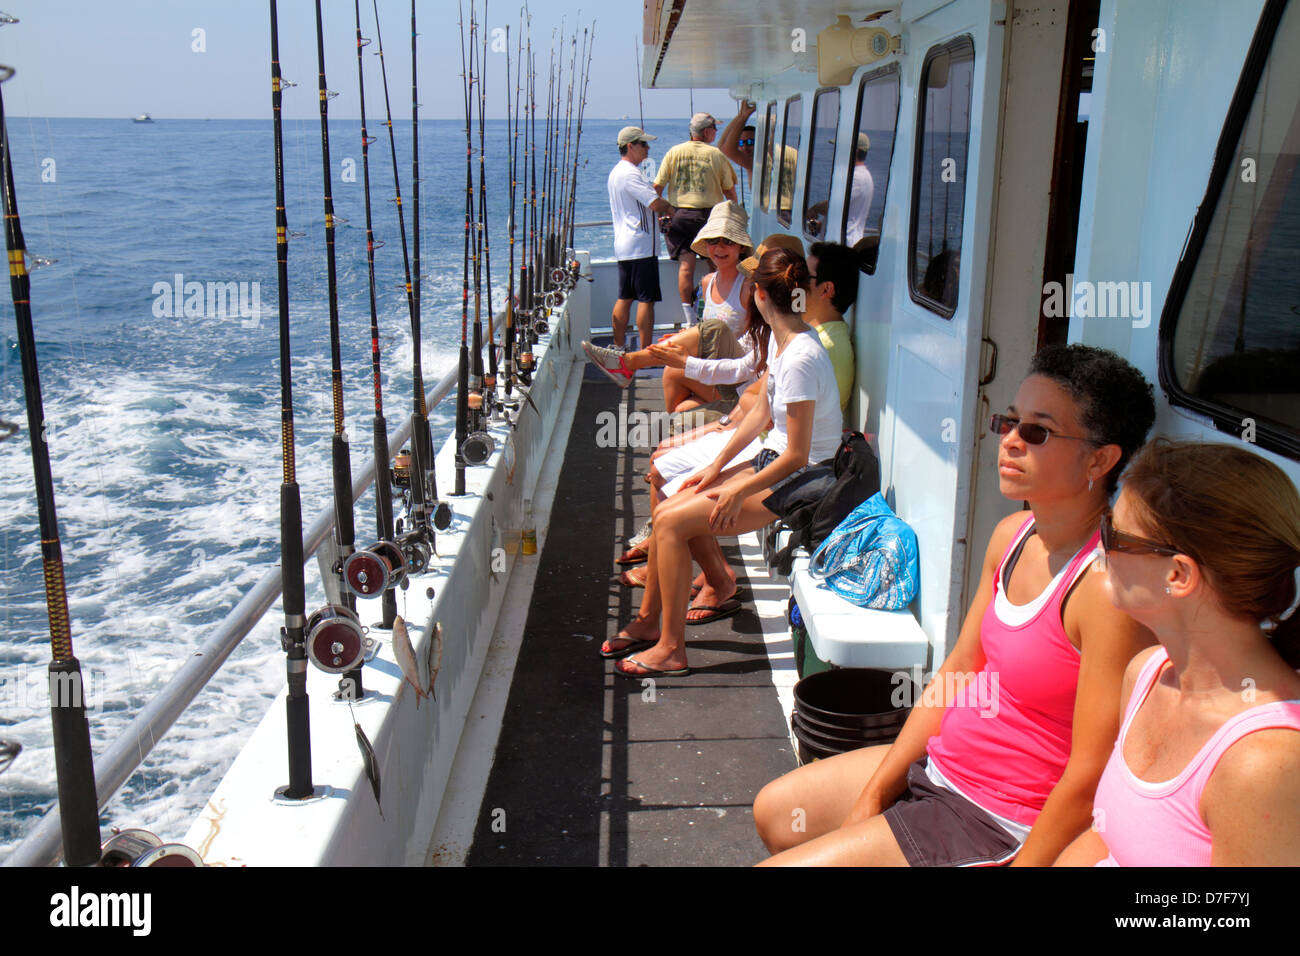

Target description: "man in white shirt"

left=608, top=126, right=675, bottom=349
left=844, top=133, right=875, bottom=248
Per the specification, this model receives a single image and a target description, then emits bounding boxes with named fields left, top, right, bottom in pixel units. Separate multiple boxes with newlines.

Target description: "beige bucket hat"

left=739, top=233, right=806, bottom=277
left=689, top=201, right=753, bottom=258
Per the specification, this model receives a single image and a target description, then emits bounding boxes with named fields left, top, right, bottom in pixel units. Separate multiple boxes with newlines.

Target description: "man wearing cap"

left=844, top=132, right=875, bottom=248
left=607, top=126, right=675, bottom=350
left=654, top=113, right=738, bottom=327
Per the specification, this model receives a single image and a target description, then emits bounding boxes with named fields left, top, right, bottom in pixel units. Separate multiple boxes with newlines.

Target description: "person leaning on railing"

left=1055, top=440, right=1300, bottom=866
left=754, top=344, right=1158, bottom=866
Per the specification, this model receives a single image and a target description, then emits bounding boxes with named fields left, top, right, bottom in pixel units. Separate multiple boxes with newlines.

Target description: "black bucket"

left=791, top=668, right=916, bottom=762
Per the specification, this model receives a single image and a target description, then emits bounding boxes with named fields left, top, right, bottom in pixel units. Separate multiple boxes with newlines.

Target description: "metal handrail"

left=4, top=360, right=466, bottom=867
left=572, top=220, right=612, bottom=228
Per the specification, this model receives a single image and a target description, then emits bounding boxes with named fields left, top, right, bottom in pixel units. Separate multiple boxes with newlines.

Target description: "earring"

left=1088, top=478, right=1094, bottom=492
left=1165, top=586, right=1171, bottom=594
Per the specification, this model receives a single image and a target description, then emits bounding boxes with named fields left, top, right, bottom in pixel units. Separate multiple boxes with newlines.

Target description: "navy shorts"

left=882, top=759, right=1024, bottom=867
left=760, top=462, right=835, bottom=516
left=665, top=207, right=710, bottom=260
left=617, top=256, right=662, bottom=303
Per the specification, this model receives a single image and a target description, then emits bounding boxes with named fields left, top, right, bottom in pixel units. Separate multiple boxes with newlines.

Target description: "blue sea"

left=0, top=115, right=701, bottom=860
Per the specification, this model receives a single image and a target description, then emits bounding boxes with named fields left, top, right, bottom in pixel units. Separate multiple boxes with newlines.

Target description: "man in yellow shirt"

left=654, top=113, right=738, bottom=326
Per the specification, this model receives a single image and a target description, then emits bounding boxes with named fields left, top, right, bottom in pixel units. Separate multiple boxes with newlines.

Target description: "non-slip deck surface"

left=466, top=363, right=796, bottom=866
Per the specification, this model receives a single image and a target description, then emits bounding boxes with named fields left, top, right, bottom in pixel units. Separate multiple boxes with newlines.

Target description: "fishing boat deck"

left=464, top=358, right=798, bottom=866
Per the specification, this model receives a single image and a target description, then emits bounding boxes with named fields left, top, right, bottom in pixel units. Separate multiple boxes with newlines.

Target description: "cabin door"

left=961, top=0, right=1092, bottom=612
left=878, top=0, right=1007, bottom=655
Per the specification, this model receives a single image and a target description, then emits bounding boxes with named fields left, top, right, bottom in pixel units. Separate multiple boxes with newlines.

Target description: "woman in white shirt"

left=608, top=248, right=841, bottom=676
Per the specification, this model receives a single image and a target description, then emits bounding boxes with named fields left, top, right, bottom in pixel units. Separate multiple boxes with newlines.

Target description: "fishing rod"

left=342, top=0, right=405, bottom=631
left=465, top=2, right=491, bottom=455
left=517, top=42, right=536, bottom=382
left=567, top=23, right=595, bottom=262
left=502, top=16, right=519, bottom=399
left=453, top=0, right=473, bottom=493
left=477, top=0, right=500, bottom=424
left=634, top=32, right=644, bottom=130
left=301, top=0, right=369, bottom=693
left=373, top=0, right=448, bottom=573
left=0, top=72, right=100, bottom=867
left=269, top=0, right=313, bottom=801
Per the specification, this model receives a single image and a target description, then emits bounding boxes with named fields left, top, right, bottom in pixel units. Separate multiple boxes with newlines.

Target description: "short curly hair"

left=1028, top=343, right=1155, bottom=494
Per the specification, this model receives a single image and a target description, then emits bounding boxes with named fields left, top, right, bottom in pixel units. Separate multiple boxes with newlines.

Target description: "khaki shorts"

left=693, top=317, right=749, bottom=407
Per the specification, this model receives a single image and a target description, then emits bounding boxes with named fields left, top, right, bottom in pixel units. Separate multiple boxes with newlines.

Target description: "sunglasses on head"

left=1099, top=514, right=1182, bottom=558
left=990, top=413, right=1098, bottom=446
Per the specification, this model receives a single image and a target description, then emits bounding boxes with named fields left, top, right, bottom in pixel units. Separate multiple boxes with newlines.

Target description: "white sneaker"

left=581, top=341, right=633, bottom=388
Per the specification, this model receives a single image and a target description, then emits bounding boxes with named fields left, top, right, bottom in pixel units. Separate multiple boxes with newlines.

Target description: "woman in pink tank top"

left=755, top=345, right=1157, bottom=866
left=1057, top=441, right=1300, bottom=866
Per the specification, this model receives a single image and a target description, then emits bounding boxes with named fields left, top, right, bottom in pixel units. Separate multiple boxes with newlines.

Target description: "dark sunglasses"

left=1099, top=514, right=1182, bottom=558
left=706, top=237, right=738, bottom=247
left=990, top=413, right=1098, bottom=446
left=738, top=138, right=755, bottom=147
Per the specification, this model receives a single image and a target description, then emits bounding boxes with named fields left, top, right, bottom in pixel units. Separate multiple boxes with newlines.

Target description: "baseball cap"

left=617, top=126, right=657, bottom=147
left=689, top=112, right=717, bottom=135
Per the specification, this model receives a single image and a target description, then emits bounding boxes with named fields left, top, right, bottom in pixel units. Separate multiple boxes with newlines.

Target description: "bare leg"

left=756, top=815, right=908, bottom=867
left=677, top=250, right=698, bottom=307
left=617, top=467, right=772, bottom=674
left=686, top=535, right=737, bottom=620
left=611, top=298, right=632, bottom=349
left=636, top=300, right=655, bottom=351
left=753, top=744, right=893, bottom=853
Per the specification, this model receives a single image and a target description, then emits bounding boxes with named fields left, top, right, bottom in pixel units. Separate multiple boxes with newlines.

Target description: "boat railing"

left=4, top=359, right=468, bottom=867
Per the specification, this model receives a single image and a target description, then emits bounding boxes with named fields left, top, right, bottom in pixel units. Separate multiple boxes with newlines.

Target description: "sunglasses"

left=738, top=138, right=755, bottom=147
left=990, top=413, right=1098, bottom=446
left=1099, top=514, right=1182, bottom=558
left=706, top=237, right=739, bottom=247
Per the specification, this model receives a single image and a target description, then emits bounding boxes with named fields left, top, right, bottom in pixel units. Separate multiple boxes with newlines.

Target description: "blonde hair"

left=1122, top=440, right=1300, bottom=665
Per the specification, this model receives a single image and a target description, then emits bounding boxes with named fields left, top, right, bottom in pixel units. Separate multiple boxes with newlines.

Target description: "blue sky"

left=0, top=0, right=737, bottom=121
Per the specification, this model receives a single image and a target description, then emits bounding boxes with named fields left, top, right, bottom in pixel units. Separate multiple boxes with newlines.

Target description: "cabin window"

left=1160, top=0, right=1300, bottom=459
left=909, top=36, right=975, bottom=318
left=759, top=102, right=777, bottom=212
left=777, top=96, right=802, bottom=227
left=844, top=65, right=900, bottom=274
left=802, top=89, right=840, bottom=241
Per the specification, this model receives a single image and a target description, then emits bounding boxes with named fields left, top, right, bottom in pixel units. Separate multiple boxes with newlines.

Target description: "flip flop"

left=599, top=637, right=655, bottom=660
left=614, top=655, right=691, bottom=678
left=615, top=546, right=648, bottom=566
left=685, top=597, right=742, bottom=626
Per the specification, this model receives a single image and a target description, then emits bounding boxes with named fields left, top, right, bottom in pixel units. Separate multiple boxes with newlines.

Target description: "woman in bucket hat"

left=581, top=200, right=758, bottom=417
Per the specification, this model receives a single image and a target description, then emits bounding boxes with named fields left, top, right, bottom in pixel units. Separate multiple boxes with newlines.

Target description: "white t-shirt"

left=763, top=330, right=842, bottom=462
left=845, top=163, right=875, bottom=247
left=607, top=159, right=659, bottom=261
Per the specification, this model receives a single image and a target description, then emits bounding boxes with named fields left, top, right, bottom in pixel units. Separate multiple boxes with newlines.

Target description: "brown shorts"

left=882, top=759, right=1025, bottom=867
left=665, top=207, right=710, bottom=260
left=691, top=317, right=749, bottom=407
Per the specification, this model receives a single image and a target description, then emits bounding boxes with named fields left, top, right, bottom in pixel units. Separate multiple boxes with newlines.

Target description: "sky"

left=0, top=0, right=739, bottom=121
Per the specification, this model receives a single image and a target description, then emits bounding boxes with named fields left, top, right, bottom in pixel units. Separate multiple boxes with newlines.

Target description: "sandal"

left=599, top=637, right=655, bottom=660
left=614, top=655, right=691, bottom=678
left=618, top=567, right=701, bottom=598
left=684, top=597, right=742, bottom=626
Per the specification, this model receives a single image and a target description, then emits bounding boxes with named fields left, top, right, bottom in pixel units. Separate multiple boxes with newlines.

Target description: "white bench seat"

left=787, top=550, right=929, bottom=670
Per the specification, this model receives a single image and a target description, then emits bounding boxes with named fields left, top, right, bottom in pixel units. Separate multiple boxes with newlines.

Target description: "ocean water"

left=0, top=115, right=697, bottom=860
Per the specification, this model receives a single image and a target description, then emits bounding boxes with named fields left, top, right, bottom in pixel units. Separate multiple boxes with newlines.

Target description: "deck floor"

left=466, top=361, right=797, bottom=866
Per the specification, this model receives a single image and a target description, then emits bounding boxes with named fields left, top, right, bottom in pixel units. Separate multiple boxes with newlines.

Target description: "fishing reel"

left=343, top=540, right=407, bottom=597
left=99, top=828, right=203, bottom=867
left=397, top=527, right=433, bottom=575
left=391, top=447, right=412, bottom=489
left=461, top=430, right=496, bottom=466
left=305, top=604, right=367, bottom=674
left=549, top=265, right=568, bottom=286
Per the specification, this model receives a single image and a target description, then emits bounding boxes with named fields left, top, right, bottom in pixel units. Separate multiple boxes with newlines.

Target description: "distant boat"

left=132, top=113, right=154, bottom=124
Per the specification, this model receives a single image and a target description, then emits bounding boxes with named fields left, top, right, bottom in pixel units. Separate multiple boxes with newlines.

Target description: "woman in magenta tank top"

left=1056, top=441, right=1300, bottom=866
left=754, top=345, right=1157, bottom=866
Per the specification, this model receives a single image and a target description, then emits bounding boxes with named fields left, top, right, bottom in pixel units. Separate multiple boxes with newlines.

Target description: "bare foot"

left=601, top=617, right=659, bottom=656
left=686, top=577, right=739, bottom=622
left=614, top=643, right=689, bottom=675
